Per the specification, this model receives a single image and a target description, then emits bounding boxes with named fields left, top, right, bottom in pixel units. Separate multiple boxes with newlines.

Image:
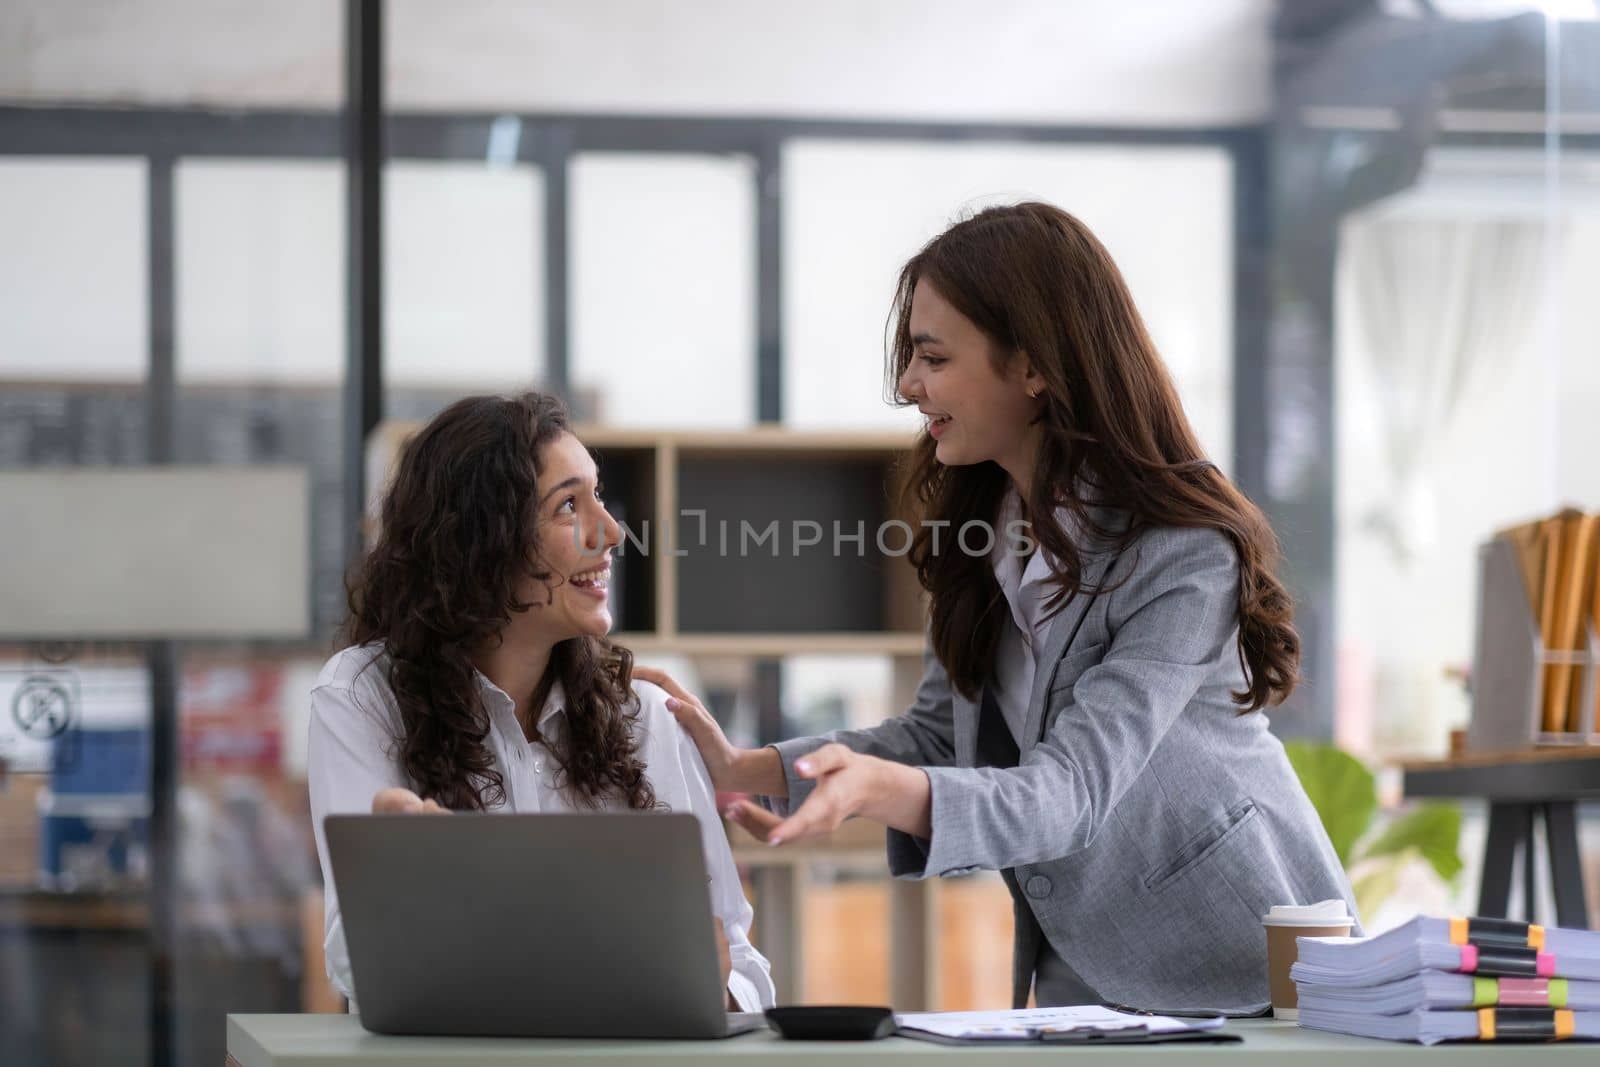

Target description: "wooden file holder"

left=1467, top=535, right=1600, bottom=751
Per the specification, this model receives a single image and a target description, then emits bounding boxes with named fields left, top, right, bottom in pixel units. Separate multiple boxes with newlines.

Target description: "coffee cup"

left=1262, top=900, right=1355, bottom=1020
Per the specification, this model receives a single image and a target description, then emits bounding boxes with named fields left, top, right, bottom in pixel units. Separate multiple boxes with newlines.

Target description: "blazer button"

left=1025, top=875, right=1053, bottom=899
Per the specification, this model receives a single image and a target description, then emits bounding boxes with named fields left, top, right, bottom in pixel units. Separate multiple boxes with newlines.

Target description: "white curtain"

left=1342, top=216, right=1548, bottom=563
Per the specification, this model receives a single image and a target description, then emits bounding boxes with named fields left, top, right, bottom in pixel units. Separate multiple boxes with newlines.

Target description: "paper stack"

left=1293, top=916, right=1600, bottom=1044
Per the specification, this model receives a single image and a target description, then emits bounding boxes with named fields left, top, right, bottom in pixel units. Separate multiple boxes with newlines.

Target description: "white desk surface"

left=226, top=1015, right=1595, bottom=1065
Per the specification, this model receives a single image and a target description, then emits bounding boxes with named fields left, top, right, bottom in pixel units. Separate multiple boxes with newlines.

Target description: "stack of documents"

left=1293, top=916, right=1600, bottom=1044
left=893, top=1006, right=1232, bottom=1045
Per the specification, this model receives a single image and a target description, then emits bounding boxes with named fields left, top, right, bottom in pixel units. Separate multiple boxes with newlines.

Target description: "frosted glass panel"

left=572, top=153, right=756, bottom=427
left=783, top=140, right=1232, bottom=470
left=0, top=158, right=146, bottom=382
left=178, top=160, right=543, bottom=390
left=386, top=161, right=544, bottom=389
left=176, top=160, right=343, bottom=384
left=0, top=468, right=310, bottom=638
left=1333, top=177, right=1600, bottom=759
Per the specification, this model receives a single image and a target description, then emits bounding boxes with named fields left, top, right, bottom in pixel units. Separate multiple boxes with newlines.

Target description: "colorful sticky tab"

left=1498, top=978, right=1550, bottom=1007
left=1467, top=916, right=1535, bottom=950
left=1491, top=1007, right=1558, bottom=1040
left=1468, top=944, right=1543, bottom=977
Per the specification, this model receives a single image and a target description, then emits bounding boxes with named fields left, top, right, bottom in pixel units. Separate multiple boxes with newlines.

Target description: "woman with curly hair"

left=644, top=202, right=1357, bottom=1015
left=307, top=392, right=773, bottom=1012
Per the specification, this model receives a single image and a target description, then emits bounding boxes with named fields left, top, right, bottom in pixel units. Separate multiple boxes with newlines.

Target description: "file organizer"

left=1468, top=535, right=1600, bottom=750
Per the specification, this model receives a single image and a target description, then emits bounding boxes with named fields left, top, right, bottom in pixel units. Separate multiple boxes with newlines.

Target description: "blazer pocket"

left=1142, top=797, right=1259, bottom=895
left=1045, top=641, right=1107, bottom=698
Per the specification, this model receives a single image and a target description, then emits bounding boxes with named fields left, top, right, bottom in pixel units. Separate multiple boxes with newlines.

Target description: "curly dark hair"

left=886, top=203, right=1300, bottom=712
left=340, top=392, right=656, bottom=812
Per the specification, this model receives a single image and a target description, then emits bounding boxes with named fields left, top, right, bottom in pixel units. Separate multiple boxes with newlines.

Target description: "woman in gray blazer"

left=638, top=201, right=1358, bottom=1015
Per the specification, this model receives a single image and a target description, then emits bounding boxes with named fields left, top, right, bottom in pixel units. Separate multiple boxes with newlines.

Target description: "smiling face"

left=896, top=277, right=1045, bottom=483
left=512, top=431, right=621, bottom=643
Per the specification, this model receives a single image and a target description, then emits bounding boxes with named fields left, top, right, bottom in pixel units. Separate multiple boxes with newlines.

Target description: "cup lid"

left=1261, top=899, right=1352, bottom=927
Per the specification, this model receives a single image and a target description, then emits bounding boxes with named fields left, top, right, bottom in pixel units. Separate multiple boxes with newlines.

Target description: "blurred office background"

left=1, top=1, right=1598, bottom=1063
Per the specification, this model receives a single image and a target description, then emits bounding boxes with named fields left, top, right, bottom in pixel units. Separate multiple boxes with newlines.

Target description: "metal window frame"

left=2, top=93, right=1265, bottom=1067
left=0, top=103, right=1264, bottom=441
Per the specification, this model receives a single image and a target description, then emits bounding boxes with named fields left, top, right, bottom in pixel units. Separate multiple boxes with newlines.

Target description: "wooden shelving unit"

left=584, top=425, right=927, bottom=654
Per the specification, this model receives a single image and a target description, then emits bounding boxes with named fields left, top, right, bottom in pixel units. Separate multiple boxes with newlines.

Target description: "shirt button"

left=1025, top=875, right=1053, bottom=899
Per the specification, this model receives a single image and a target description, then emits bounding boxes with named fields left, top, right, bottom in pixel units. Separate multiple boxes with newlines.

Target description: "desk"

left=1402, top=748, right=1599, bottom=928
left=225, top=1015, right=1597, bottom=1065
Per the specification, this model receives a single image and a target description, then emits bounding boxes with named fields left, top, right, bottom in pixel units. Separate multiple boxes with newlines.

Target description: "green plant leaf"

left=1282, top=741, right=1377, bottom=866
left=1361, top=803, right=1463, bottom=883
left=1350, top=853, right=1408, bottom=923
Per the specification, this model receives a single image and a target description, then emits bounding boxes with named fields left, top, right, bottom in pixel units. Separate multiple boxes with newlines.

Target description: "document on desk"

left=894, top=1005, right=1232, bottom=1044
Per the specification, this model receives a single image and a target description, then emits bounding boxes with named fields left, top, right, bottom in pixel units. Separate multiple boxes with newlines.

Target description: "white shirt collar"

left=991, top=491, right=1059, bottom=643
left=473, top=670, right=566, bottom=730
left=991, top=485, right=1128, bottom=638
left=992, top=490, right=1057, bottom=598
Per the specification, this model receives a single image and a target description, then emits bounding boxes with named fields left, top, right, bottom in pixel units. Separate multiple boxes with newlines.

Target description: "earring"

left=1028, top=387, right=1041, bottom=399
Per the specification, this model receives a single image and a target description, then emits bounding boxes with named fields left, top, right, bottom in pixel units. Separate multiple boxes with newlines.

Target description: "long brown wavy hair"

left=887, top=202, right=1299, bottom=712
left=341, top=392, right=655, bottom=812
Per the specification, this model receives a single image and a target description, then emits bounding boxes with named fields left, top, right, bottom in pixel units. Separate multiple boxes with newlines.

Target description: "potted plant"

left=1284, top=741, right=1464, bottom=928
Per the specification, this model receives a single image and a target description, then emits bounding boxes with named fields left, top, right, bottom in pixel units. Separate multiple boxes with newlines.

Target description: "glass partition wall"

left=4, top=2, right=1597, bottom=1063
left=1309, top=7, right=1600, bottom=763
left=0, top=9, right=349, bottom=1067
left=1290, top=1, right=1600, bottom=932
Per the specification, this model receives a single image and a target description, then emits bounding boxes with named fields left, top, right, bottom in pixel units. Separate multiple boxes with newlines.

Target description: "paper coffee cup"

left=1262, top=901, right=1354, bottom=1020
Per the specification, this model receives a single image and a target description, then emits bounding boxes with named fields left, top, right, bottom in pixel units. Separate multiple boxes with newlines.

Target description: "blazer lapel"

left=953, top=685, right=980, bottom=767
left=1018, top=548, right=1120, bottom=753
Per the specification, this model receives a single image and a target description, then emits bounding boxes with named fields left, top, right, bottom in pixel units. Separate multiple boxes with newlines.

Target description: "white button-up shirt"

left=990, top=488, right=1121, bottom=743
left=308, top=643, right=775, bottom=1012
left=990, top=491, right=1061, bottom=744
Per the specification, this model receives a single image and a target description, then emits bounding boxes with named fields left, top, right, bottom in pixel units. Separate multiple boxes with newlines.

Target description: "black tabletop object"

left=764, top=1006, right=898, bottom=1041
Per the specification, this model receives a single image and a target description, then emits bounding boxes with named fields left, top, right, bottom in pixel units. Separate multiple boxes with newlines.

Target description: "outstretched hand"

left=722, top=798, right=784, bottom=842
left=370, top=787, right=450, bottom=815
left=633, top=666, right=931, bottom=845
left=728, top=743, right=933, bottom=847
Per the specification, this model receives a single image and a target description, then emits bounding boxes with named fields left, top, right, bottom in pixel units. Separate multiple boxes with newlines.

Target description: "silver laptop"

left=324, top=812, right=767, bottom=1038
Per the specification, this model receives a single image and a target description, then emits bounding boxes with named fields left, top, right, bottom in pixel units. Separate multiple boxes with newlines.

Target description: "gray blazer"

left=770, top=521, right=1358, bottom=1014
